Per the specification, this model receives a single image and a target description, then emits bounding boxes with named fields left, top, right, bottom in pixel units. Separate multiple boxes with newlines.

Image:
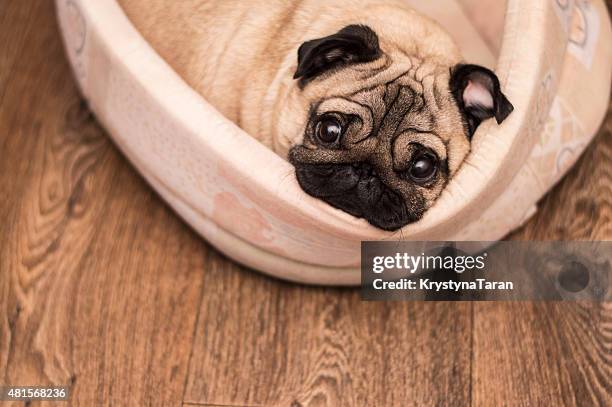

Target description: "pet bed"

left=56, top=0, right=611, bottom=284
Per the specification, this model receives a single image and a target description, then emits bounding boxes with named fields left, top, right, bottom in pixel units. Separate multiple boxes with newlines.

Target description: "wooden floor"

left=0, top=2, right=610, bottom=406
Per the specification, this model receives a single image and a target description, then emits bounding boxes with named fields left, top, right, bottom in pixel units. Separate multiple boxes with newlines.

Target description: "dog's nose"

left=352, top=162, right=376, bottom=178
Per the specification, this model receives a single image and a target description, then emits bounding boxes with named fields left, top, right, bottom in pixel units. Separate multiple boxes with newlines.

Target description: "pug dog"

left=119, top=0, right=513, bottom=230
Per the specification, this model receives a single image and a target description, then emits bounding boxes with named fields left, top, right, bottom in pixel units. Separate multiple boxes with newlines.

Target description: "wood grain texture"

left=0, top=1, right=206, bottom=406
left=0, top=1, right=610, bottom=406
left=184, top=253, right=471, bottom=407
left=472, top=302, right=612, bottom=406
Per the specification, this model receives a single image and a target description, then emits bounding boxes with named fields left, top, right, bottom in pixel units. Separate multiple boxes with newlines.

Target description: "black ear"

left=293, top=24, right=382, bottom=88
left=449, top=64, right=514, bottom=137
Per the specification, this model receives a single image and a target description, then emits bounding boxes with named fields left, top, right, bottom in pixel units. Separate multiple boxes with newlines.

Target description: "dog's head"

left=288, top=25, right=513, bottom=231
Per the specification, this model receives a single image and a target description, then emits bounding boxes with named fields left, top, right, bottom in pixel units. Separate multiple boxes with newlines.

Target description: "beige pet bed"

left=56, top=0, right=611, bottom=285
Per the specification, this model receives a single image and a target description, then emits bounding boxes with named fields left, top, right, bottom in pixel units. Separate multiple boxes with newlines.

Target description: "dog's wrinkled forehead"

left=300, top=66, right=467, bottom=172
left=320, top=73, right=437, bottom=143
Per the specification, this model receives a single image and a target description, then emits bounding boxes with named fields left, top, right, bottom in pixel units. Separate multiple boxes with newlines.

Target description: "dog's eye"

left=409, top=150, right=438, bottom=183
left=315, top=116, right=343, bottom=145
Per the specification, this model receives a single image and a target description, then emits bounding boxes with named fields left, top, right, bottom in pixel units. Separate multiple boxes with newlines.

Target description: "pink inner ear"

left=463, top=80, right=494, bottom=109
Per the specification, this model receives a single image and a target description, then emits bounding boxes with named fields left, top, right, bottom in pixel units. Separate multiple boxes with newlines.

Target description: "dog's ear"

left=293, top=24, right=381, bottom=87
left=450, top=64, right=514, bottom=137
